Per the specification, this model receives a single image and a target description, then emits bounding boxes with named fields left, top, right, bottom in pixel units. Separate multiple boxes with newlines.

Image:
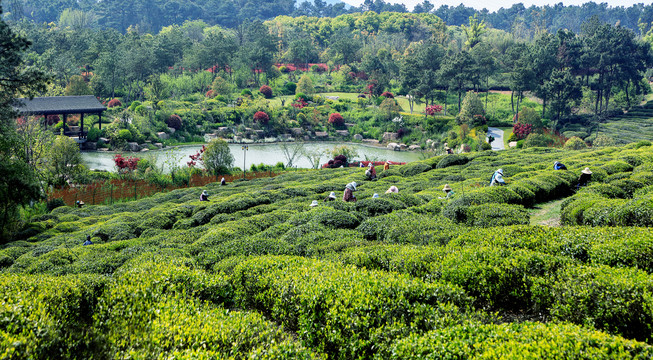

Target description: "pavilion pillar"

left=62, top=113, right=67, bottom=134
left=98, top=113, right=102, bottom=130
left=80, top=113, right=84, bottom=138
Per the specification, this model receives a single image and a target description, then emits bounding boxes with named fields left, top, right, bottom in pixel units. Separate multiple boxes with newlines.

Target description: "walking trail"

left=529, top=199, right=565, bottom=227
left=487, top=127, right=505, bottom=151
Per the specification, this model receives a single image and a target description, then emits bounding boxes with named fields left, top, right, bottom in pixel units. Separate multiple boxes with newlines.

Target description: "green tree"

left=65, top=75, right=93, bottom=96
left=457, top=91, right=485, bottom=126
left=202, top=139, right=234, bottom=175
left=0, top=5, right=48, bottom=240
left=46, top=136, right=84, bottom=186
left=296, top=74, right=315, bottom=95
left=462, top=14, right=486, bottom=49
left=379, top=98, right=401, bottom=121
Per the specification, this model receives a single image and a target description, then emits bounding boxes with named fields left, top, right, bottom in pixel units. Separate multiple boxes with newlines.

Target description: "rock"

left=509, top=141, right=518, bottom=148
left=69, top=126, right=80, bottom=133
left=383, top=132, right=399, bottom=141
left=304, top=135, right=310, bottom=141
left=387, top=142, right=400, bottom=151
left=204, top=133, right=218, bottom=142
left=315, top=131, right=329, bottom=138
left=336, top=130, right=349, bottom=136
left=255, top=130, right=265, bottom=137
left=399, top=144, right=407, bottom=150
left=82, top=141, right=97, bottom=150
left=345, top=123, right=355, bottom=128
left=354, top=134, right=363, bottom=141
left=362, top=139, right=380, bottom=145
left=99, top=137, right=110, bottom=144
left=141, top=148, right=149, bottom=152
left=127, top=142, right=141, bottom=152
left=291, top=128, right=303, bottom=136
left=157, top=132, right=169, bottom=140
left=325, top=95, right=339, bottom=100
left=409, top=145, right=421, bottom=151
left=167, top=127, right=176, bottom=134
left=154, top=143, right=163, bottom=149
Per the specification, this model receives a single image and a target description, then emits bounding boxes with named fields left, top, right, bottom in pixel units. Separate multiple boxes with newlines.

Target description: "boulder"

left=167, top=127, right=176, bottom=134
left=345, top=123, right=356, bottom=128
left=387, top=142, right=400, bottom=151
left=336, top=130, right=349, bottom=136
left=354, top=134, right=363, bottom=141
left=99, top=137, right=110, bottom=144
left=362, top=139, right=380, bottom=145
left=409, top=145, right=421, bottom=151
left=127, top=142, right=141, bottom=152
left=315, top=131, right=329, bottom=138
left=383, top=132, right=399, bottom=141
left=204, top=133, right=218, bottom=142
left=82, top=141, right=97, bottom=151
left=154, top=143, right=163, bottom=149
left=399, top=143, right=407, bottom=150
left=509, top=141, right=518, bottom=148
left=304, top=135, right=310, bottom=141
left=141, top=148, right=149, bottom=152
left=291, top=128, right=303, bottom=136
left=157, top=132, right=169, bottom=140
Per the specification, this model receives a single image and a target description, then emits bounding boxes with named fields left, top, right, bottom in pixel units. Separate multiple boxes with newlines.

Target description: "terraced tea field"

left=600, top=100, right=653, bottom=144
left=2, top=142, right=653, bottom=358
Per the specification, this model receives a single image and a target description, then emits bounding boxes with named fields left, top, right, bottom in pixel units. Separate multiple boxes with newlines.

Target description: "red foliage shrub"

left=253, top=111, right=270, bottom=124
left=107, top=98, right=122, bottom=108
left=425, top=105, right=443, bottom=116
left=381, top=91, right=394, bottom=98
left=46, top=114, right=60, bottom=125
left=397, top=127, right=408, bottom=138
left=206, top=90, right=215, bottom=98
left=292, top=99, right=308, bottom=109
left=166, top=114, right=182, bottom=130
left=259, top=85, right=273, bottom=98
left=513, top=123, right=533, bottom=140
left=114, top=154, right=139, bottom=173
left=328, top=113, right=345, bottom=126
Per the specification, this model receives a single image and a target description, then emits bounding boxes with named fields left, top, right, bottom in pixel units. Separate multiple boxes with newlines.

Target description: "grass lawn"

left=497, top=127, right=513, bottom=148
left=529, top=199, right=564, bottom=226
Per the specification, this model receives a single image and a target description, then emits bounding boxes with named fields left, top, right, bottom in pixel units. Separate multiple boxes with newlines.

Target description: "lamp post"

left=242, top=145, right=248, bottom=179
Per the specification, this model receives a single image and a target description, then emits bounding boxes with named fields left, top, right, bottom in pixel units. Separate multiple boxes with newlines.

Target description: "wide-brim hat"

left=443, top=184, right=452, bottom=191
left=368, top=163, right=374, bottom=167
left=582, top=167, right=592, bottom=174
left=444, top=147, right=451, bottom=151
left=329, top=192, right=336, bottom=198
left=372, top=193, right=379, bottom=198
left=78, top=200, right=85, bottom=205
left=310, top=200, right=319, bottom=207
left=497, top=169, right=503, bottom=175
left=352, top=182, right=357, bottom=190
left=202, top=190, right=208, bottom=195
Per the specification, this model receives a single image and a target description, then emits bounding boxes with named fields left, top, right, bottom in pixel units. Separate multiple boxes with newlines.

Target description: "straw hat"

left=310, top=200, right=319, bottom=207
left=582, top=167, right=592, bottom=174
left=202, top=190, right=208, bottom=196
left=372, top=193, right=379, bottom=198
left=329, top=192, right=336, bottom=199
left=443, top=184, right=452, bottom=191
left=385, top=185, right=399, bottom=194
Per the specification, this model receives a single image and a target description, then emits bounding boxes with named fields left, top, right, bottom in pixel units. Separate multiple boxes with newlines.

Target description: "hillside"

left=3, top=143, right=653, bottom=357
left=600, top=100, right=653, bottom=144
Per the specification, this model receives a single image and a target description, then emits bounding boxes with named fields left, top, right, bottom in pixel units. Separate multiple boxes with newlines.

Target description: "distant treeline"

left=4, top=0, right=653, bottom=35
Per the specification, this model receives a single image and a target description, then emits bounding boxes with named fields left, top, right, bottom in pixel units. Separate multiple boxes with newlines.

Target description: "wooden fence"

left=49, top=171, right=284, bottom=206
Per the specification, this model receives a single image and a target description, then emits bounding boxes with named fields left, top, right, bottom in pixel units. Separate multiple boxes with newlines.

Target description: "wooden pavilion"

left=13, top=95, right=107, bottom=139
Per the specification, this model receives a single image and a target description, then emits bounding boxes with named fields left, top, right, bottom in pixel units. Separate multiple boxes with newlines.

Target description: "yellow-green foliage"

left=3, top=143, right=653, bottom=357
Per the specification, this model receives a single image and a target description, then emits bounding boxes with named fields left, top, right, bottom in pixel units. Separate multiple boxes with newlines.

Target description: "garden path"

left=487, top=127, right=505, bottom=150
left=529, top=199, right=564, bottom=227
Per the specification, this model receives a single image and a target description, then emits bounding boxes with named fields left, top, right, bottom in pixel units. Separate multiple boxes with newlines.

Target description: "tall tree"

left=0, top=5, right=48, bottom=240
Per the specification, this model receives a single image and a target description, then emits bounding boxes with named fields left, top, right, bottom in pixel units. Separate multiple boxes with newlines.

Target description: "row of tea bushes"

left=390, top=321, right=653, bottom=359
left=227, top=255, right=475, bottom=359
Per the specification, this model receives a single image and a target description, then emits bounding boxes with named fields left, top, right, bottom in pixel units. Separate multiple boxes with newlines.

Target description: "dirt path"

left=529, top=199, right=565, bottom=226
left=487, top=127, right=505, bottom=151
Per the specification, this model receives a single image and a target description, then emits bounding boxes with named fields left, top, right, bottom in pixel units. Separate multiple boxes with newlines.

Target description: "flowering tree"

left=253, top=111, right=269, bottom=125
left=328, top=113, right=345, bottom=126
left=187, top=145, right=206, bottom=168
left=291, top=98, right=308, bottom=109
left=114, top=154, right=139, bottom=174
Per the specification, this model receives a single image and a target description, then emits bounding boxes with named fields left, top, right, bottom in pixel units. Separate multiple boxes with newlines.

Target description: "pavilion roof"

left=13, top=96, right=106, bottom=115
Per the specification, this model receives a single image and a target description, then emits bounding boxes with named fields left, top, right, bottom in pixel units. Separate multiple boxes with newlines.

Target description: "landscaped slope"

left=600, top=100, right=653, bottom=144
left=2, top=142, right=653, bottom=358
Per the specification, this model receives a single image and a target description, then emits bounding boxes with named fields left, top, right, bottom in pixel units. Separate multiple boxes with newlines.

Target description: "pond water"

left=81, top=142, right=424, bottom=172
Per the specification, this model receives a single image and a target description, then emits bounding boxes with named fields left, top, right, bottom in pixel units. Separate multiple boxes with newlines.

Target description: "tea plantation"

left=3, top=142, right=653, bottom=359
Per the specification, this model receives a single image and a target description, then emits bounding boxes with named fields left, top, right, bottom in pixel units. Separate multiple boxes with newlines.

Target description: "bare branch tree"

left=279, top=140, right=304, bottom=168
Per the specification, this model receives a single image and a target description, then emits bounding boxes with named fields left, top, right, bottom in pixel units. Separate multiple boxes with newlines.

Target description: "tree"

left=462, top=14, right=486, bottom=49
left=279, top=141, right=304, bottom=168
left=0, top=5, right=48, bottom=240
left=296, top=74, right=315, bottom=95
left=379, top=98, right=402, bottom=121
left=65, top=75, right=93, bottom=96
left=46, top=136, right=84, bottom=186
left=439, top=50, right=476, bottom=111
left=457, top=91, right=485, bottom=127
left=302, top=147, right=323, bottom=169
left=202, top=139, right=234, bottom=175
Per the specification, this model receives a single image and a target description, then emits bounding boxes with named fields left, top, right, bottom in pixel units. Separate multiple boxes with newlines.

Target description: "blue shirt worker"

left=83, top=235, right=93, bottom=246
left=490, top=169, right=506, bottom=186
left=200, top=190, right=209, bottom=201
left=554, top=161, right=567, bottom=170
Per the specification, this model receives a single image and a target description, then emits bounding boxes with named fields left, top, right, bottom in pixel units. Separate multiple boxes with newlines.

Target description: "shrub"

left=380, top=91, right=394, bottom=98
left=107, top=98, right=122, bottom=108
left=436, top=155, right=469, bottom=169
left=465, top=203, right=530, bottom=227
left=457, top=91, right=485, bottom=126
left=205, top=89, right=215, bottom=98
left=253, top=111, right=269, bottom=125
left=166, top=114, right=182, bottom=130
left=328, top=113, right=344, bottom=126
left=259, top=85, right=273, bottom=98
left=46, top=198, right=66, bottom=212
left=241, top=89, right=252, bottom=97
left=284, top=82, right=297, bottom=94
left=565, top=136, right=587, bottom=150
left=524, top=133, right=554, bottom=147
left=515, top=107, right=543, bottom=129
left=512, top=123, right=533, bottom=140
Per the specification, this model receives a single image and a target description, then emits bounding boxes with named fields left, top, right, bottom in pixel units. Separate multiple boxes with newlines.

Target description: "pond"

left=81, top=142, right=424, bottom=172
